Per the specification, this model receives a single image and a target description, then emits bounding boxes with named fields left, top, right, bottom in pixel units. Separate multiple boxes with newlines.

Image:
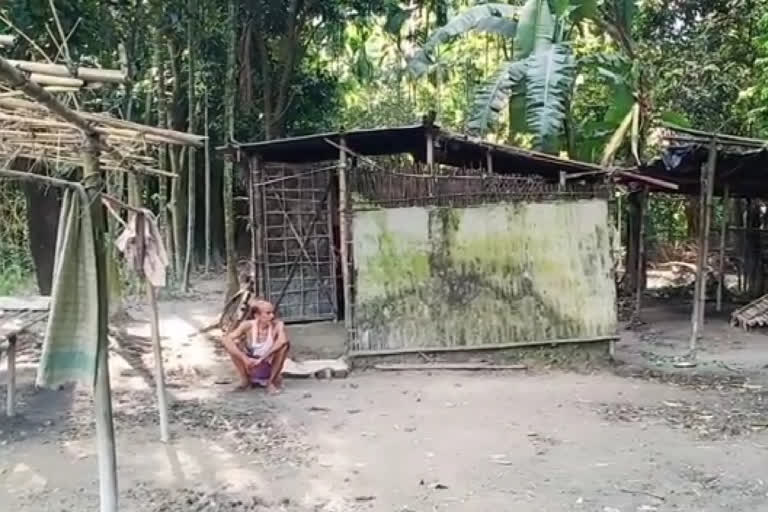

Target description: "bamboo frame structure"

left=338, top=136, right=352, bottom=337
left=0, top=52, right=202, bottom=512
left=689, top=138, right=717, bottom=357
left=717, top=185, right=730, bottom=312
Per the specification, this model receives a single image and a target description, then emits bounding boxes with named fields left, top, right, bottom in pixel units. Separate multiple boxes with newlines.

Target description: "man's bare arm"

left=222, top=320, right=251, bottom=365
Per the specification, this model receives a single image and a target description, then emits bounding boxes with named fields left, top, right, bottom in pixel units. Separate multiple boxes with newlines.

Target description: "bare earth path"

left=2, top=280, right=768, bottom=511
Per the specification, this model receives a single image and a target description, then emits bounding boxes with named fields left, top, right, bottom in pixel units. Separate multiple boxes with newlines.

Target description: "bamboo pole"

left=338, top=136, right=352, bottom=338
left=689, top=138, right=717, bottom=356
left=350, top=335, right=620, bottom=358
left=6, top=59, right=125, bottom=83
left=250, top=154, right=265, bottom=295
left=0, top=35, right=16, bottom=47
left=146, top=283, right=170, bottom=442
left=27, top=73, right=92, bottom=88
left=6, top=334, right=16, bottom=417
left=204, top=89, right=211, bottom=274
left=716, top=185, right=730, bottom=312
left=660, top=122, right=768, bottom=148
left=634, top=187, right=647, bottom=317
left=246, top=157, right=257, bottom=286
left=83, top=134, right=119, bottom=512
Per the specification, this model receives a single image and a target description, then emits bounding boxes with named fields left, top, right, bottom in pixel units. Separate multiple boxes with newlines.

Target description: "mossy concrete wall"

left=351, top=199, right=616, bottom=352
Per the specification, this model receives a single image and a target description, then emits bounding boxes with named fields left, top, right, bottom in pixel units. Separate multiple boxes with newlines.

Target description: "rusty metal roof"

left=216, top=124, right=613, bottom=181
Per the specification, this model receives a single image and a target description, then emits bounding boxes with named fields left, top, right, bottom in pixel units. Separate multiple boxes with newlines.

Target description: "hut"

left=621, top=124, right=768, bottom=353
left=218, top=119, right=654, bottom=360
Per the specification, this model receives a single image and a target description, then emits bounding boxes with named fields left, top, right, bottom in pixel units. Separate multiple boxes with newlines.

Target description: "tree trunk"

left=223, top=0, right=240, bottom=298
left=23, top=180, right=60, bottom=295
left=204, top=88, right=212, bottom=273
left=182, top=0, right=197, bottom=292
left=685, top=197, right=698, bottom=238
left=167, top=39, right=186, bottom=279
left=624, top=189, right=646, bottom=295
left=154, top=31, right=171, bottom=266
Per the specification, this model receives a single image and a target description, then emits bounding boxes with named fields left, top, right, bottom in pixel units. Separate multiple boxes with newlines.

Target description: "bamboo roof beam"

left=0, top=97, right=204, bottom=147
left=6, top=59, right=125, bottom=84
left=0, top=35, right=16, bottom=48
left=661, top=122, right=768, bottom=148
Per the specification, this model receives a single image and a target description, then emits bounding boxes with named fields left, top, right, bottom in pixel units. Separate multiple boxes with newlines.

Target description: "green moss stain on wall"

left=352, top=200, right=617, bottom=351
left=353, top=208, right=430, bottom=304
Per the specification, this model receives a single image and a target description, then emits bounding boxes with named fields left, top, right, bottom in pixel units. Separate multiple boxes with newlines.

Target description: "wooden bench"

left=0, top=296, right=50, bottom=417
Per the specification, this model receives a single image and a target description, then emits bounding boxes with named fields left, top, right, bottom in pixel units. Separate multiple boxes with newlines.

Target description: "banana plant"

left=407, top=0, right=597, bottom=153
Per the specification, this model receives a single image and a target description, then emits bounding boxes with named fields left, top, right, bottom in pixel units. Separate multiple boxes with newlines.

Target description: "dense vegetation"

left=0, top=0, right=765, bottom=294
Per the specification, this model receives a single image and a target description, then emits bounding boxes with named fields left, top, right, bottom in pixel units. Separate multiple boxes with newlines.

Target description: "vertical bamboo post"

left=426, top=129, right=435, bottom=172
left=204, top=89, right=211, bottom=273
left=338, top=136, right=352, bottom=340
left=6, top=334, right=16, bottom=417
left=716, top=185, right=730, bottom=312
left=146, top=282, right=170, bottom=442
left=253, top=155, right=265, bottom=296
left=689, top=138, right=717, bottom=355
left=83, top=133, right=118, bottom=512
left=485, top=150, right=493, bottom=174
left=634, top=187, right=647, bottom=318
left=246, top=157, right=256, bottom=284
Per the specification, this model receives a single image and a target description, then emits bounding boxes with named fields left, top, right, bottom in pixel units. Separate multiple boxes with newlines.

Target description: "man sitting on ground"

left=221, top=298, right=290, bottom=394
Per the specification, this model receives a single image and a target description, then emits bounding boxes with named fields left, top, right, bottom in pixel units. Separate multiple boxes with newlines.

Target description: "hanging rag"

left=36, top=187, right=101, bottom=388
left=114, top=209, right=169, bottom=288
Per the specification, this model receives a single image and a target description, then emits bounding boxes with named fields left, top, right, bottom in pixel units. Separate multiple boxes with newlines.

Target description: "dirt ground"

left=2, top=276, right=768, bottom=511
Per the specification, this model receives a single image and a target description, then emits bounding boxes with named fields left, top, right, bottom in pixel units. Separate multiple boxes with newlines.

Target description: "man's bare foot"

left=266, top=383, right=281, bottom=395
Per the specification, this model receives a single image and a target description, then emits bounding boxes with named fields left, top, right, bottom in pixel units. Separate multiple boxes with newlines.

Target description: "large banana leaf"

left=467, top=60, right=527, bottom=135
left=601, top=101, right=638, bottom=166
left=524, top=42, right=576, bottom=152
left=408, top=3, right=520, bottom=77
left=515, top=0, right=556, bottom=59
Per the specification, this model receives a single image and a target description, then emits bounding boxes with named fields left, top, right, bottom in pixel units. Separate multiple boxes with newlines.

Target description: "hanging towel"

left=114, top=209, right=169, bottom=288
left=36, top=188, right=101, bottom=388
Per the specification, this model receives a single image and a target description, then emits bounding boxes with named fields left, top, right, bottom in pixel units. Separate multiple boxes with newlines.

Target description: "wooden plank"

left=0, top=310, right=48, bottom=339
left=374, top=363, right=528, bottom=371
left=0, top=296, right=50, bottom=310
left=349, top=335, right=619, bottom=358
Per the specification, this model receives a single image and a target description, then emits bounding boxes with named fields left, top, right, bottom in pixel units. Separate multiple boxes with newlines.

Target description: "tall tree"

left=182, top=0, right=198, bottom=291
left=223, top=0, right=239, bottom=298
left=239, top=0, right=388, bottom=139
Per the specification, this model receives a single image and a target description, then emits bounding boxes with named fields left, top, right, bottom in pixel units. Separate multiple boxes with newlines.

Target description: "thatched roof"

left=0, top=97, right=203, bottom=178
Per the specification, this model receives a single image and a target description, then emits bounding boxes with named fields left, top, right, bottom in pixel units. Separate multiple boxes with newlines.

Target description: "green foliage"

left=468, top=61, right=527, bottom=136
left=524, top=42, right=576, bottom=151
left=408, top=4, right=520, bottom=77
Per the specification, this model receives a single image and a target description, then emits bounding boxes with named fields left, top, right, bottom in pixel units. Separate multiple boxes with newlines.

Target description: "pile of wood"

left=731, top=294, right=768, bottom=330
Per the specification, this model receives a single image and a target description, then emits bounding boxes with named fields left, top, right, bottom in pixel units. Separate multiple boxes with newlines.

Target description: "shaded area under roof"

left=640, top=143, right=768, bottom=197
left=217, top=124, right=608, bottom=180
